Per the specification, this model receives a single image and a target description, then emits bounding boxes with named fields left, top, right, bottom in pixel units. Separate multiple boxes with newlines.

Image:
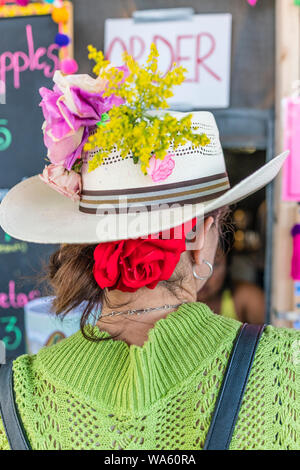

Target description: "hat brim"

left=0, top=151, right=289, bottom=244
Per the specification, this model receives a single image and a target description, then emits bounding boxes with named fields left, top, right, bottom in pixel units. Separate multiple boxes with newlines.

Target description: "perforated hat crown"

left=79, top=110, right=230, bottom=216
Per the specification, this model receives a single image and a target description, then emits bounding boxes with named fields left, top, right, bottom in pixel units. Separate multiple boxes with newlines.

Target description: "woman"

left=197, top=246, right=266, bottom=324
left=0, top=48, right=298, bottom=450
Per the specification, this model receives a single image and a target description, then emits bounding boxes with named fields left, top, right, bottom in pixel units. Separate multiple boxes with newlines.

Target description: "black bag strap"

left=0, top=361, right=31, bottom=450
left=203, top=323, right=266, bottom=450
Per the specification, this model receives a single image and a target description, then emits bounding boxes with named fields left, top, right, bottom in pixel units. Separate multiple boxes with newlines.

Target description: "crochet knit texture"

left=0, top=303, right=299, bottom=450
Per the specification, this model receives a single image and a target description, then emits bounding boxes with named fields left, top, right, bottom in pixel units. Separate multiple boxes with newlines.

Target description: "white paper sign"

left=105, top=14, right=232, bottom=109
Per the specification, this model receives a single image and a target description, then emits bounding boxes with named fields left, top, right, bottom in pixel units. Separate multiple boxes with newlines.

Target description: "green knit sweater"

left=0, top=303, right=299, bottom=450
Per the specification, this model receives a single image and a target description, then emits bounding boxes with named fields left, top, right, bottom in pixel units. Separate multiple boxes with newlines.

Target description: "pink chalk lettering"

left=129, top=36, right=145, bottom=61
left=45, top=43, right=60, bottom=77
left=0, top=280, right=41, bottom=309
left=0, top=293, right=9, bottom=309
left=176, top=35, right=194, bottom=83
left=0, top=52, right=14, bottom=88
left=26, top=24, right=36, bottom=72
left=12, top=51, right=30, bottom=89
left=195, top=33, right=221, bottom=82
left=9, top=280, right=18, bottom=308
left=176, top=35, right=193, bottom=66
left=0, top=24, right=59, bottom=89
left=34, top=47, right=47, bottom=71
left=106, top=37, right=127, bottom=61
left=106, top=33, right=222, bottom=83
left=153, top=35, right=175, bottom=75
left=17, top=293, right=28, bottom=308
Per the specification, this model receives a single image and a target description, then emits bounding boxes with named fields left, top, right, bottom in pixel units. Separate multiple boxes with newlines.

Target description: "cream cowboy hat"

left=0, top=110, right=288, bottom=244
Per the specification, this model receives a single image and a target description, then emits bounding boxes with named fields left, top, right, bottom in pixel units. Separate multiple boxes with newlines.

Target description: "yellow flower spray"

left=84, top=44, right=210, bottom=175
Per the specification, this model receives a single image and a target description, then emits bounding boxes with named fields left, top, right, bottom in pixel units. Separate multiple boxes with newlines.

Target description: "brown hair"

left=46, top=207, right=232, bottom=342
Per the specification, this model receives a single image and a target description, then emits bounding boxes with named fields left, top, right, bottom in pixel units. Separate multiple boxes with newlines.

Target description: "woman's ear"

left=192, top=216, right=215, bottom=265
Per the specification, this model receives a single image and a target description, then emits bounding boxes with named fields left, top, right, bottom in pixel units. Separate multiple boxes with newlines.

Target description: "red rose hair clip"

left=93, top=219, right=197, bottom=293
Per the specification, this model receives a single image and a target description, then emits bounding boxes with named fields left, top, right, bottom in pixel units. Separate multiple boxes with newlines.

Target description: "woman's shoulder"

left=196, top=301, right=300, bottom=372
left=258, top=323, right=300, bottom=370
left=229, top=323, right=299, bottom=450
left=12, top=329, right=83, bottom=370
left=10, top=335, right=74, bottom=399
left=261, top=322, right=300, bottom=349
left=10, top=353, right=40, bottom=406
left=249, top=323, right=299, bottom=403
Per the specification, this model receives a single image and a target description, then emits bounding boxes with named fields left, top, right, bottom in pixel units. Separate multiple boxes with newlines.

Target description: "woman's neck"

left=96, top=280, right=197, bottom=347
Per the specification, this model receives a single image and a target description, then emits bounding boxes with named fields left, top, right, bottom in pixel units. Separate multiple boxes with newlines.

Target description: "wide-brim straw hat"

left=0, top=110, right=288, bottom=244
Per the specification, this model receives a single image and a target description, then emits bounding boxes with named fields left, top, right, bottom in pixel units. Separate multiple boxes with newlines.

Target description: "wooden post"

left=272, top=0, right=300, bottom=327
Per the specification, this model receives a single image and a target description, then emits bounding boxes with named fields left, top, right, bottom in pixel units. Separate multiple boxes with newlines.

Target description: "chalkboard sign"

left=0, top=3, right=72, bottom=361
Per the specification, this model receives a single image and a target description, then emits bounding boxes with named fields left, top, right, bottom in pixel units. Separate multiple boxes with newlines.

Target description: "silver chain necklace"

left=100, top=303, right=185, bottom=318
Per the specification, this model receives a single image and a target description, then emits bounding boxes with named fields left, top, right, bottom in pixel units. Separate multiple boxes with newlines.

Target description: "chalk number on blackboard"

left=0, top=316, right=22, bottom=351
left=0, top=119, right=12, bottom=152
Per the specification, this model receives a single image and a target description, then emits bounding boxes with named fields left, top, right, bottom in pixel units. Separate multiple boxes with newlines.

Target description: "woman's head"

left=47, top=206, right=231, bottom=340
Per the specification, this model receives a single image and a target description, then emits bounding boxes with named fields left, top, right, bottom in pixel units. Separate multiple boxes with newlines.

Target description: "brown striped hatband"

left=79, top=172, right=230, bottom=215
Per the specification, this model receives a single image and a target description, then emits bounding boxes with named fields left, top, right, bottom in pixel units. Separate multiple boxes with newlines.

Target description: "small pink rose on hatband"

left=147, top=153, right=175, bottom=183
left=39, top=164, right=82, bottom=202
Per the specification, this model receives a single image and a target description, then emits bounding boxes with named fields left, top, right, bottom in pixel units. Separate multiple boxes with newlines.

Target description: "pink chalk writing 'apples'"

left=0, top=280, right=40, bottom=309
left=0, top=24, right=59, bottom=89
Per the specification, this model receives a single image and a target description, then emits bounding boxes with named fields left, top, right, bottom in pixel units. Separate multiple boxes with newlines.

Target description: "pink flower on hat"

left=42, top=122, right=87, bottom=168
left=147, top=153, right=175, bottom=183
left=39, top=164, right=82, bottom=202
left=39, top=71, right=124, bottom=171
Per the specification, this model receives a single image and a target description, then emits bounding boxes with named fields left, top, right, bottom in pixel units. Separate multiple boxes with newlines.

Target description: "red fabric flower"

left=93, top=219, right=197, bottom=292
